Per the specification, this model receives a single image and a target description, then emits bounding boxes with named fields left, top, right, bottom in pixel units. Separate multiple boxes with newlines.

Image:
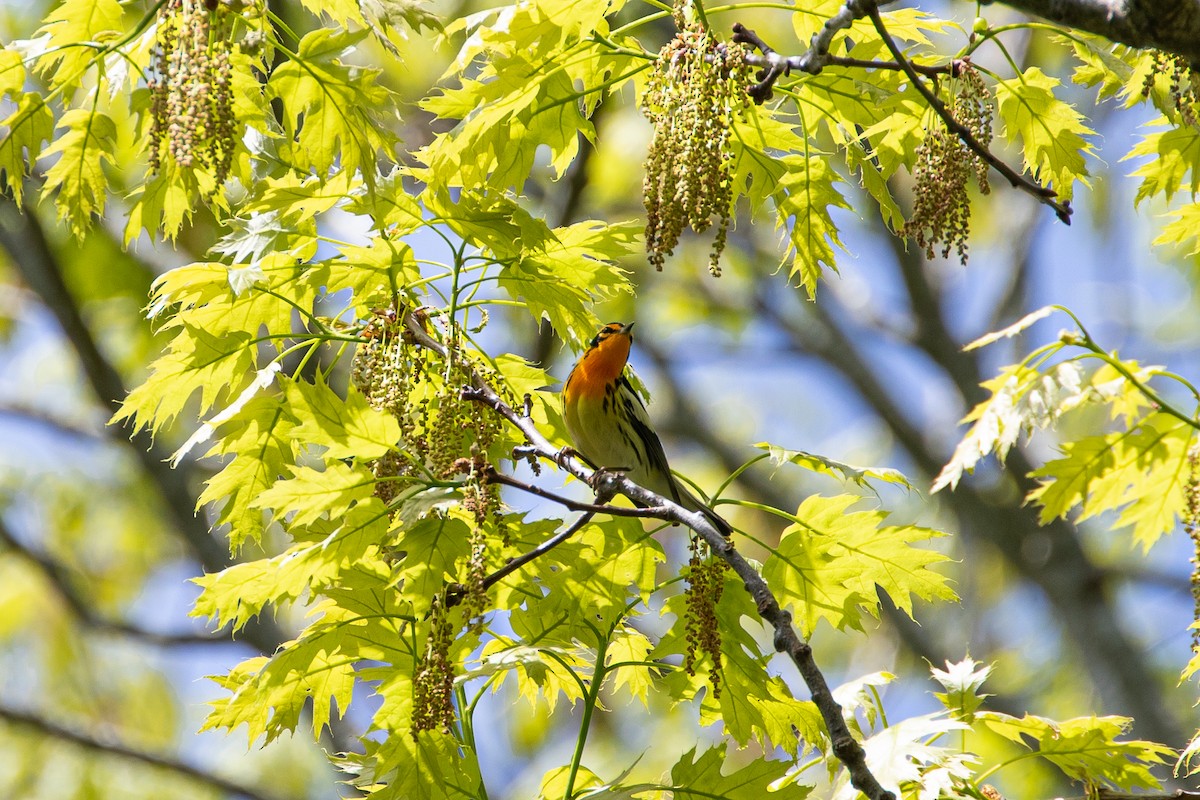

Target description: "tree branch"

left=987, top=0, right=1200, bottom=63
left=730, top=2, right=1072, bottom=224
left=402, top=310, right=896, bottom=800
left=0, top=702, right=286, bottom=800
left=733, top=15, right=957, bottom=103
left=865, top=5, right=1073, bottom=224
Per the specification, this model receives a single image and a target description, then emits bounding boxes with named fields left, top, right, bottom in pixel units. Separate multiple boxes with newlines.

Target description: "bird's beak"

left=622, top=322, right=636, bottom=335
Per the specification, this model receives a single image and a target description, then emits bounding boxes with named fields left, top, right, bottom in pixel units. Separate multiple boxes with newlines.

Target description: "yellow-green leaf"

left=995, top=67, right=1094, bottom=201
left=41, top=108, right=118, bottom=238
left=283, top=377, right=401, bottom=460
left=762, top=494, right=955, bottom=635
left=0, top=93, right=53, bottom=204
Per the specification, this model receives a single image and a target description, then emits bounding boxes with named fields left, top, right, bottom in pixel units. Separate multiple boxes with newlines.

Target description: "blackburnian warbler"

left=562, top=322, right=733, bottom=537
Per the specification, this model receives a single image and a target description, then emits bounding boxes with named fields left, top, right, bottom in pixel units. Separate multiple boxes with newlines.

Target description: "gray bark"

left=989, top=0, right=1200, bottom=61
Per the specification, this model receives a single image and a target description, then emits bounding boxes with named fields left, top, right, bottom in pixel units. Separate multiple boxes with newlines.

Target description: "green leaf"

left=198, top=394, right=297, bottom=552
left=667, top=746, right=812, bottom=800
left=762, top=495, right=955, bottom=635
left=756, top=442, right=914, bottom=491
left=979, top=712, right=1171, bottom=790
left=124, top=164, right=209, bottom=243
left=0, top=48, right=23, bottom=97
left=1028, top=413, right=1194, bottom=551
left=469, top=637, right=589, bottom=712
left=298, top=0, right=364, bottom=26
left=203, top=627, right=357, bottom=742
left=1154, top=201, right=1200, bottom=255
left=0, top=92, right=53, bottom=204
left=507, top=515, right=664, bottom=634
left=114, top=323, right=258, bottom=434
left=253, top=461, right=376, bottom=528
left=1128, top=122, right=1200, bottom=205
left=40, top=108, right=118, bottom=238
left=426, top=189, right=634, bottom=343
left=1066, top=36, right=1140, bottom=103
left=283, top=376, right=402, bottom=460
left=775, top=155, right=851, bottom=294
left=995, top=67, right=1094, bottom=201
left=267, top=28, right=396, bottom=179
left=930, top=657, right=992, bottom=721
left=417, top=0, right=628, bottom=192
left=34, top=0, right=124, bottom=91
left=499, top=217, right=637, bottom=342
left=391, top=512, right=474, bottom=618
left=605, top=626, right=655, bottom=706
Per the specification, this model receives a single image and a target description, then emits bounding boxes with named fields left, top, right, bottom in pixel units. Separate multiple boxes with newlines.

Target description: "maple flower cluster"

left=641, top=25, right=751, bottom=276
left=682, top=535, right=727, bottom=698
left=412, top=594, right=456, bottom=737
left=147, top=0, right=246, bottom=190
left=1186, top=445, right=1200, bottom=648
left=901, top=63, right=993, bottom=263
left=1143, top=51, right=1200, bottom=128
left=352, top=313, right=502, bottom=619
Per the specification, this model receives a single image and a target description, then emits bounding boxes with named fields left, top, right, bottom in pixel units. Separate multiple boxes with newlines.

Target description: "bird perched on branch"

left=562, top=321, right=733, bottom=537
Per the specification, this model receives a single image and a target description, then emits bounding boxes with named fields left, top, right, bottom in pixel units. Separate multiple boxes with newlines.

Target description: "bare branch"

left=734, top=14, right=957, bottom=102
left=989, top=0, right=1200, bottom=63
left=0, top=702, right=286, bottom=800
left=485, top=467, right=668, bottom=520
left=732, top=0, right=901, bottom=101
left=403, top=309, right=896, bottom=800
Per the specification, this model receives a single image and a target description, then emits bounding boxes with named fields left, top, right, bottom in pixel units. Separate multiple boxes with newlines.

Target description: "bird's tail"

left=674, top=482, right=734, bottom=538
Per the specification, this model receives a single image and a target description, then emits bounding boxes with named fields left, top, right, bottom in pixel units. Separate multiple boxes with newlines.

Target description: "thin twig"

left=447, top=512, right=597, bottom=611
left=732, top=0, right=897, bottom=102
left=402, top=309, right=896, bottom=800
left=486, top=468, right=668, bottom=519
left=731, top=1, right=1071, bottom=224
left=0, top=702, right=284, bottom=800
left=864, top=4, right=1073, bottom=224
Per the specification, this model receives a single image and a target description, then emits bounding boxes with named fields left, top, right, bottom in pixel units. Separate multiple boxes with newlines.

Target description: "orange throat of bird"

left=567, top=334, right=631, bottom=399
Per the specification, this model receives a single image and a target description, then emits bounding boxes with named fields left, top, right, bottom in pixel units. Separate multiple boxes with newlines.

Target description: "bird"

left=562, top=321, right=733, bottom=537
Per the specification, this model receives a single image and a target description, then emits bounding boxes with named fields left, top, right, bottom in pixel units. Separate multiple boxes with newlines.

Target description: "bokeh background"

left=1, top=0, right=1197, bottom=798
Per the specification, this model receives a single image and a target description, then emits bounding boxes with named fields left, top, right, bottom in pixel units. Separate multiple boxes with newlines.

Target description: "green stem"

left=973, top=750, right=1042, bottom=784
left=712, top=452, right=771, bottom=499
left=563, top=634, right=610, bottom=800
left=1053, top=304, right=1200, bottom=429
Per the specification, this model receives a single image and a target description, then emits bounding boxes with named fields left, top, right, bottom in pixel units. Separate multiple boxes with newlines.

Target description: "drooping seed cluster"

left=681, top=534, right=727, bottom=698
left=641, top=25, right=751, bottom=276
left=901, top=62, right=994, bottom=264
left=351, top=310, right=429, bottom=499
left=1143, top=51, right=1200, bottom=128
left=412, top=593, right=456, bottom=737
left=954, top=65, right=992, bottom=193
left=353, top=314, right=501, bottom=472
left=353, top=312, right=513, bottom=728
left=147, top=0, right=247, bottom=191
left=427, top=349, right=500, bottom=481
left=1186, top=444, right=1200, bottom=650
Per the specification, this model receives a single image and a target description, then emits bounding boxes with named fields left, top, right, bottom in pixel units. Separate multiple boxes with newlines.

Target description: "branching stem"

left=730, top=0, right=1073, bottom=224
